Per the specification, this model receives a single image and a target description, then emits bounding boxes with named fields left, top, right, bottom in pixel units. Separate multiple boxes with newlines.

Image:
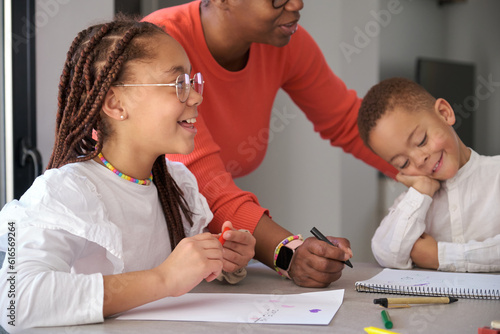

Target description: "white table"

left=21, top=262, right=500, bottom=334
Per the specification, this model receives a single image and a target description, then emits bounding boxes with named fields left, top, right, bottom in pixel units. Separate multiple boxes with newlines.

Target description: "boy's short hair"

left=358, top=77, right=436, bottom=149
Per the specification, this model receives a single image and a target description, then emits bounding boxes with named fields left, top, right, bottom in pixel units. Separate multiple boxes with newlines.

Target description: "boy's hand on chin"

left=396, top=173, right=441, bottom=197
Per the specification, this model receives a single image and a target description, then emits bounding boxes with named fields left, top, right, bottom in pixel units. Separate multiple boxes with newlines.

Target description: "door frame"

left=2, top=0, right=13, bottom=205
left=2, top=0, right=40, bottom=204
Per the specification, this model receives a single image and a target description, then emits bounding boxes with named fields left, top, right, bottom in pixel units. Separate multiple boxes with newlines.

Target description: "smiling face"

left=224, top=0, right=303, bottom=47
left=368, top=99, right=470, bottom=181
left=113, top=33, right=203, bottom=157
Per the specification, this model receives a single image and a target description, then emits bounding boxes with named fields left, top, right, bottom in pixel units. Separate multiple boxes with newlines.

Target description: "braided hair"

left=47, top=16, right=193, bottom=249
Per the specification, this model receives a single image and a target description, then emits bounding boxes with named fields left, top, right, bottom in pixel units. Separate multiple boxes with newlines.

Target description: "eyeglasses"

left=272, top=0, right=289, bottom=9
left=113, top=72, right=204, bottom=103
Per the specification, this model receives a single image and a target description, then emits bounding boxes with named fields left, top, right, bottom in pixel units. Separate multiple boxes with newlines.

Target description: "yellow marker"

left=364, top=326, right=401, bottom=334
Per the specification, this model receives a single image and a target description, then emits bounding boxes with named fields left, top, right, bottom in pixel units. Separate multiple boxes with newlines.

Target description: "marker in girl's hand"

left=218, top=227, right=231, bottom=245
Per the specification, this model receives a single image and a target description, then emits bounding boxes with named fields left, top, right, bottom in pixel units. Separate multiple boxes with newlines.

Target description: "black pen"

left=311, top=227, right=353, bottom=268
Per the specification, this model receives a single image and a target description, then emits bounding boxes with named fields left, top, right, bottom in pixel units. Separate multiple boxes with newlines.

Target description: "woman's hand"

left=288, top=236, right=352, bottom=288
left=217, top=221, right=256, bottom=273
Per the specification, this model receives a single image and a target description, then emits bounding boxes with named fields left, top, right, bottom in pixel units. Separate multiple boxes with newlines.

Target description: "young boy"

left=358, top=77, right=500, bottom=272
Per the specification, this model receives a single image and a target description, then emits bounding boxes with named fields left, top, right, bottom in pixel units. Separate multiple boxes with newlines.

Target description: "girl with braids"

left=0, top=17, right=255, bottom=331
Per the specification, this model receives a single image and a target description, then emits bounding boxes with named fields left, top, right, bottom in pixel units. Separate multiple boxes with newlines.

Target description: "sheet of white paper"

left=116, top=289, right=344, bottom=325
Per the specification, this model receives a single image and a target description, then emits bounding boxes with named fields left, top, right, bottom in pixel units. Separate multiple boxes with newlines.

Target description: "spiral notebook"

left=355, top=268, right=500, bottom=299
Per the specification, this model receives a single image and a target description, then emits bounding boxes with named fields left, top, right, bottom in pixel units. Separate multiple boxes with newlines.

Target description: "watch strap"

left=273, top=235, right=304, bottom=279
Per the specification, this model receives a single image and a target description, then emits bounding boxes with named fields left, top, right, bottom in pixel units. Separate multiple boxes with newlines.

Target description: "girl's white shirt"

left=0, top=159, right=212, bottom=331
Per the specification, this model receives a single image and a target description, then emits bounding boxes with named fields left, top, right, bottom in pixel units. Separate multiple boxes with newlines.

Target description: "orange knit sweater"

left=144, top=1, right=396, bottom=234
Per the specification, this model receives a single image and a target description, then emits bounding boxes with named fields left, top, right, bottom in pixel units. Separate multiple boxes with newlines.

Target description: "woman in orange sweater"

left=145, top=0, right=396, bottom=287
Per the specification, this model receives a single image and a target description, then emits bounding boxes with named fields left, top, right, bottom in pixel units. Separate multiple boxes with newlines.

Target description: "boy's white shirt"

left=372, top=149, right=500, bottom=272
left=0, top=159, right=213, bottom=332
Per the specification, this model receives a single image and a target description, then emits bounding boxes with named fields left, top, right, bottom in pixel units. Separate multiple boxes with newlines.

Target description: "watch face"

left=276, top=246, right=294, bottom=271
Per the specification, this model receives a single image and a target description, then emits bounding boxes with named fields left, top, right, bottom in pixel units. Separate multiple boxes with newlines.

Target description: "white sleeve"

left=166, top=160, right=213, bottom=236
left=438, top=234, right=500, bottom=272
left=371, top=187, right=432, bottom=269
left=0, top=226, right=104, bottom=332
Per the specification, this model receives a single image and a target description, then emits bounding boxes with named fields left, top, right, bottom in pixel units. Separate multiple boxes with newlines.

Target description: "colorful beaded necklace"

left=98, top=152, right=153, bottom=186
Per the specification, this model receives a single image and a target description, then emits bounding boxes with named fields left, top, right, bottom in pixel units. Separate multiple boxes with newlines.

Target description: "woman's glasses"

left=273, top=0, right=289, bottom=9
left=113, top=72, right=204, bottom=103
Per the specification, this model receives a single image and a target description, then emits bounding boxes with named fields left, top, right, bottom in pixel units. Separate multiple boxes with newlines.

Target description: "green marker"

left=381, top=310, right=393, bottom=329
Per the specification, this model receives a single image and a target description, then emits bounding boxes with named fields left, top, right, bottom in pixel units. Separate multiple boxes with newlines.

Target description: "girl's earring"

left=120, top=115, right=124, bottom=120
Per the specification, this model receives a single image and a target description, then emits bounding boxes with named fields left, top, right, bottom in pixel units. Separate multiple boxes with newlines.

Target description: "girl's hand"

left=154, top=233, right=223, bottom=297
left=217, top=221, right=256, bottom=273
left=396, top=173, right=441, bottom=197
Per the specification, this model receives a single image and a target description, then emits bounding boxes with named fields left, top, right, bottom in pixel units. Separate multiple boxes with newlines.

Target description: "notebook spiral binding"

left=355, top=283, right=500, bottom=300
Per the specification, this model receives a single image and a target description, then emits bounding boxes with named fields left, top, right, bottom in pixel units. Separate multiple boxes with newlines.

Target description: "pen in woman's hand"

left=310, top=227, right=353, bottom=268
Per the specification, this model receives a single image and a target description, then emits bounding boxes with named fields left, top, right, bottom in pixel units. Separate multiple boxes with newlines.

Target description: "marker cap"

left=218, top=227, right=231, bottom=245
left=381, top=310, right=393, bottom=329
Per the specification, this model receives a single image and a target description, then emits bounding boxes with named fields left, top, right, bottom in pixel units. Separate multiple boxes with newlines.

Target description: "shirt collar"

left=444, top=148, right=478, bottom=187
